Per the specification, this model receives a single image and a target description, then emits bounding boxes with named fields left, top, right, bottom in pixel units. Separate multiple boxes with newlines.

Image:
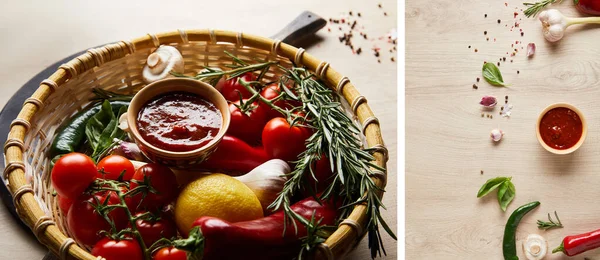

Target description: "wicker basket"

left=3, top=29, right=388, bottom=260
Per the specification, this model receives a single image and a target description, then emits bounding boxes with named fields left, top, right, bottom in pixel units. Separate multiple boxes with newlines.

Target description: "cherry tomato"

left=68, top=192, right=127, bottom=246
left=129, top=164, right=178, bottom=210
left=57, top=195, right=73, bottom=215
left=220, top=72, right=256, bottom=101
left=51, top=153, right=97, bottom=199
left=228, top=99, right=268, bottom=144
left=259, top=84, right=301, bottom=119
left=133, top=212, right=177, bottom=247
left=97, top=155, right=135, bottom=181
left=262, top=117, right=312, bottom=161
left=91, top=237, right=143, bottom=260
left=153, top=246, right=187, bottom=260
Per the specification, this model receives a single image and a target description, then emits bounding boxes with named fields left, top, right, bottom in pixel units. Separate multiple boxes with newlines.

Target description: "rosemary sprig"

left=171, top=50, right=277, bottom=86
left=523, top=0, right=561, bottom=17
left=537, top=211, right=563, bottom=230
left=257, top=67, right=395, bottom=258
left=91, top=88, right=133, bottom=102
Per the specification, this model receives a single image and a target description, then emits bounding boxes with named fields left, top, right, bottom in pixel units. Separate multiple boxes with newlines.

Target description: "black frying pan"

left=0, top=11, right=326, bottom=258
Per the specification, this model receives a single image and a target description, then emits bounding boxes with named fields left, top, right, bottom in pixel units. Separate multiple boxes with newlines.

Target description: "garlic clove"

left=118, top=113, right=129, bottom=132
left=523, top=234, right=548, bottom=260
left=527, top=43, right=536, bottom=58
left=142, top=45, right=184, bottom=83
left=198, top=67, right=227, bottom=91
left=480, top=96, right=497, bottom=108
left=491, top=129, right=504, bottom=142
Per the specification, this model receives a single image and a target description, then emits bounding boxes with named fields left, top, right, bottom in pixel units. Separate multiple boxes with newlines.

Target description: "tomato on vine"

left=51, top=153, right=97, bottom=199
left=67, top=191, right=127, bottom=246
left=129, top=163, right=179, bottom=210
left=97, top=155, right=135, bottom=181
left=133, top=212, right=177, bottom=247
left=153, top=246, right=187, bottom=260
left=91, top=237, right=143, bottom=260
left=220, top=72, right=256, bottom=101
left=228, top=99, right=268, bottom=144
left=262, top=117, right=312, bottom=162
left=259, top=83, right=301, bottom=119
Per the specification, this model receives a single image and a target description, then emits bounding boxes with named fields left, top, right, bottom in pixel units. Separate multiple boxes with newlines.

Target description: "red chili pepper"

left=190, top=196, right=338, bottom=260
left=198, top=135, right=269, bottom=174
left=575, top=0, right=600, bottom=16
left=553, top=228, right=600, bottom=256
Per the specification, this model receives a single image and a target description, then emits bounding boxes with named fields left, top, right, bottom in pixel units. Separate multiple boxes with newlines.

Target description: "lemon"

left=174, top=173, right=263, bottom=234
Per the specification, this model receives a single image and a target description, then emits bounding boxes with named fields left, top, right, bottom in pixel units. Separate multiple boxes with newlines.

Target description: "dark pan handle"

left=270, top=11, right=327, bottom=46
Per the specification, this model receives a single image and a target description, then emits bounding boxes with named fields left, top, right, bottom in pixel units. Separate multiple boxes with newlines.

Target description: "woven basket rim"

left=3, top=29, right=389, bottom=260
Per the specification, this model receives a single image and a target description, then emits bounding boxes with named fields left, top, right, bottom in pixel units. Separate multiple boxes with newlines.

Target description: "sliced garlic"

left=523, top=234, right=547, bottom=260
left=491, top=129, right=504, bottom=142
left=142, top=45, right=184, bottom=83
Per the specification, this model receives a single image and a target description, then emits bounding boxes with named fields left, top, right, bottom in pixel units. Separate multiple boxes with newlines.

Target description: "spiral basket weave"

left=3, top=29, right=388, bottom=259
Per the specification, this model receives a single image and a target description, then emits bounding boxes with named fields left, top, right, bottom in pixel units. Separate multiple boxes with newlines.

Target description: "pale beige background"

left=0, top=0, right=397, bottom=259
left=408, top=0, right=600, bottom=259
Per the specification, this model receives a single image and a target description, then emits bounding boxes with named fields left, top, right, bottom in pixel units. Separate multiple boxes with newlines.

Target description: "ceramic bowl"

left=536, top=102, right=587, bottom=155
left=127, top=78, right=230, bottom=167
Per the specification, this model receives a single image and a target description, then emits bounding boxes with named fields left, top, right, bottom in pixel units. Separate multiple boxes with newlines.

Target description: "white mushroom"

left=523, top=234, right=548, bottom=260
left=142, top=45, right=184, bottom=83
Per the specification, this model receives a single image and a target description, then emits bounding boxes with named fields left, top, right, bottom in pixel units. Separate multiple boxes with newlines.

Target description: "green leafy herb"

left=523, top=0, right=561, bottom=18
left=477, top=176, right=510, bottom=198
left=537, top=211, right=564, bottom=230
left=477, top=177, right=515, bottom=211
left=497, top=181, right=516, bottom=211
left=482, top=62, right=507, bottom=86
left=85, top=100, right=128, bottom=161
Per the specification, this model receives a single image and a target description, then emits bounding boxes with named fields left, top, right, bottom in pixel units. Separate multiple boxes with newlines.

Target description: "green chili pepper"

left=48, top=100, right=130, bottom=158
left=503, top=201, right=541, bottom=260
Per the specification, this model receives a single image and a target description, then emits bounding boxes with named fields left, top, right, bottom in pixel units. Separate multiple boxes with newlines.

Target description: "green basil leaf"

left=498, top=181, right=516, bottom=212
left=477, top=176, right=510, bottom=198
left=482, top=62, right=507, bottom=86
left=85, top=100, right=115, bottom=152
left=85, top=100, right=128, bottom=161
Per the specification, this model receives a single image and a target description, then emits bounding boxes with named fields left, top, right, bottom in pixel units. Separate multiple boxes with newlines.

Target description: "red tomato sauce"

left=539, top=107, right=583, bottom=150
left=137, top=91, right=222, bottom=152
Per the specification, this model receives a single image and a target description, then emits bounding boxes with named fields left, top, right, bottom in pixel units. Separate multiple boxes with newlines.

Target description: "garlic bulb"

left=142, top=45, right=184, bottom=83
left=523, top=234, right=547, bottom=260
left=539, top=9, right=600, bottom=42
left=539, top=9, right=567, bottom=42
left=235, top=159, right=290, bottom=214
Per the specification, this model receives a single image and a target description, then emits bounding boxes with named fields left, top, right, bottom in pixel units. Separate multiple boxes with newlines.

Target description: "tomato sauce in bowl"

left=137, top=91, right=222, bottom=152
left=538, top=107, right=583, bottom=150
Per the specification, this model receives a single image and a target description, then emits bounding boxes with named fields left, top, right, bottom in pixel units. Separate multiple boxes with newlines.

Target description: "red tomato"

left=220, top=73, right=256, bottom=101
left=228, top=99, right=268, bottom=144
left=259, top=84, right=301, bottom=119
left=91, top=237, right=143, bottom=260
left=262, top=117, right=312, bottom=161
left=129, top=164, right=178, bottom=210
left=153, top=246, right=187, bottom=260
left=68, top=192, right=127, bottom=246
left=51, top=153, right=97, bottom=199
left=57, top=195, right=73, bottom=215
left=133, top=212, right=177, bottom=247
left=97, top=155, right=135, bottom=181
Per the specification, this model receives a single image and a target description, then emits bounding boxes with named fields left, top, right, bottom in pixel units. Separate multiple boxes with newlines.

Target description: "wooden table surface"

left=0, top=1, right=397, bottom=259
left=407, top=0, right=600, bottom=259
